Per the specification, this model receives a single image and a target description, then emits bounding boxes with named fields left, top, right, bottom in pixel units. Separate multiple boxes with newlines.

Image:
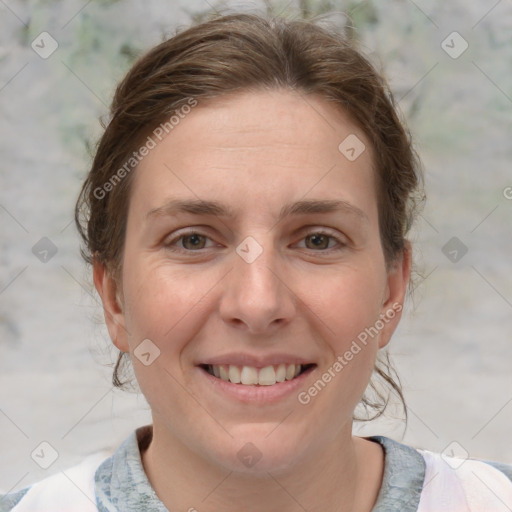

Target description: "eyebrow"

left=145, top=198, right=368, bottom=223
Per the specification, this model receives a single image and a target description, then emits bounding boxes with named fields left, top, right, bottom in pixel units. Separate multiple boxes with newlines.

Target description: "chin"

left=201, top=426, right=311, bottom=475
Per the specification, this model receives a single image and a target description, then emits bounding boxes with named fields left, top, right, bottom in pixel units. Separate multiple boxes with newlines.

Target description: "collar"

left=368, top=435, right=425, bottom=511
left=94, top=426, right=425, bottom=511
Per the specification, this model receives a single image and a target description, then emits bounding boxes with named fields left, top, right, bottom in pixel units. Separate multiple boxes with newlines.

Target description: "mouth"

left=199, top=363, right=316, bottom=386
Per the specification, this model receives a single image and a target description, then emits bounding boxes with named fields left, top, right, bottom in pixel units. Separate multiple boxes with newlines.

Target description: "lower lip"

left=196, top=366, right=316, bottom=404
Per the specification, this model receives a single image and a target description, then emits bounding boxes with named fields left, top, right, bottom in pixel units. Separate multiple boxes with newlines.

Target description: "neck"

left=140, top=422, right=384, bottom=512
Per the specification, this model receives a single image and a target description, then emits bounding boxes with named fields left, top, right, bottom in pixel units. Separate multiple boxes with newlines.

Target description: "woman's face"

left=96, top=89, right=409, bottom=473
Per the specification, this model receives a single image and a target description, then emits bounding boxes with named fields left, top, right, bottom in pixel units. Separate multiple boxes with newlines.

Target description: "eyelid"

left=163, top=226, right=347, bottom=254
left=163, top=228, right=218, bottom=251
left=293, top=228, right=347, bottom=252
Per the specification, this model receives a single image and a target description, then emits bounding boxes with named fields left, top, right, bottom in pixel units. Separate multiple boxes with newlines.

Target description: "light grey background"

left=1, top=0, right=511, bottom=493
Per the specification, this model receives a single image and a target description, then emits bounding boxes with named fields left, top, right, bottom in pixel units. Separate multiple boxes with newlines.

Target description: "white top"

left=2, top=427, right=512, bottom=511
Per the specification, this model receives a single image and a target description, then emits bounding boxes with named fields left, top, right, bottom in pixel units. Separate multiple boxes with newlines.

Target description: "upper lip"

left=197, top=353, right=316, bottom=368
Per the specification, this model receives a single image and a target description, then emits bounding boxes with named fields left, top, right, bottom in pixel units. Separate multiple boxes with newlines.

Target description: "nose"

left=218, top=237, right=296, bottom=335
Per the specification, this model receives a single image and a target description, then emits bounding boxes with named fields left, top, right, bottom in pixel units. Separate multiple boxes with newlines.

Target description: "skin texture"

left=94, top=89, right=411, bottom=512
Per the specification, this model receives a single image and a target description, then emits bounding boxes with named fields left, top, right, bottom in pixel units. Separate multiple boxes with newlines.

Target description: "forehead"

left=130, top=89, right=377, bottom=223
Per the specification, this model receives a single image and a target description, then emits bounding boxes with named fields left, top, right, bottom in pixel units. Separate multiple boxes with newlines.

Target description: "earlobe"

left=378, top=243, right=412, bottom=349
left=93, top=261, right=130, bottom=352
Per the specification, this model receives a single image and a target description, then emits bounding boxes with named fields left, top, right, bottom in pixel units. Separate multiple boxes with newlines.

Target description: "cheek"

left=304, top=281, right=382, bottom=428
left=119, top=264, right=203, bottom=408
left=121, top=260, right=204, bottom=348
left=315, top=266, right=386, bottom=345
left=305, top=265, right=385, bottom=402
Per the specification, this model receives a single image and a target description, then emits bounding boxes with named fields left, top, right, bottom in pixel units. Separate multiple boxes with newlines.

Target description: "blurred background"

left=1, top=0, right=511, bottom=493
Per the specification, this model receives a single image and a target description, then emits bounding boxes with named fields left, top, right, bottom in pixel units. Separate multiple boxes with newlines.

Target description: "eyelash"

left=164, top=229, right=346, bottom=255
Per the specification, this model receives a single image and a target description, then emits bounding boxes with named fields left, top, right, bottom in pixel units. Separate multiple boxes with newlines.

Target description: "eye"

left=164, top=231, right=215, bottom=252
left=164, top=228, right=346, bottom=254
left=297, top=231, right=345, bottom=252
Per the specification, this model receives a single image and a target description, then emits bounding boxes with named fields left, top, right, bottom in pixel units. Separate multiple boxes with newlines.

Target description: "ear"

left=378, top=241, right=412, bottom=349
left=93, top=260, right=130, bottom=352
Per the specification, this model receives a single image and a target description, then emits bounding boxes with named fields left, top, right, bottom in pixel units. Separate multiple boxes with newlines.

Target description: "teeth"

left=219, top=365, right=229, bottom=381
left=258, top=365, right=276, bottom=386
left=240, top=366, right=259, bottom=385
left=276, top=363, right=286, bottom=382
left=207, top=364, right=305, bottom=385
left=228, top=365, right=241, bottom=384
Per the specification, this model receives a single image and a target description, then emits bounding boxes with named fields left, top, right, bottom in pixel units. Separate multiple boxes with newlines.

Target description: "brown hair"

left=75, top=12, right=424, bottom=421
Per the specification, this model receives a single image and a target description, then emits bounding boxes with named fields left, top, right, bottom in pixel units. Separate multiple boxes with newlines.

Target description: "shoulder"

left=484, top=459, right=512, bottom=482
left=368, top=436, right=512, bottom=511
left=418, top=448, right=512, bottom=511
left=0, top=487, right=30, bottom=511
left=0, top=451, right=111, bottom=512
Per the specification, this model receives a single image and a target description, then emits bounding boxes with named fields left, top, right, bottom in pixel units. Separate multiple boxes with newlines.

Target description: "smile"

left=200, top=363, right=315, bottom=386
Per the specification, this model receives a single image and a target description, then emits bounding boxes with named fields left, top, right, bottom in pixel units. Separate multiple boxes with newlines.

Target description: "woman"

left=2, top=11, right=511, bottom=512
